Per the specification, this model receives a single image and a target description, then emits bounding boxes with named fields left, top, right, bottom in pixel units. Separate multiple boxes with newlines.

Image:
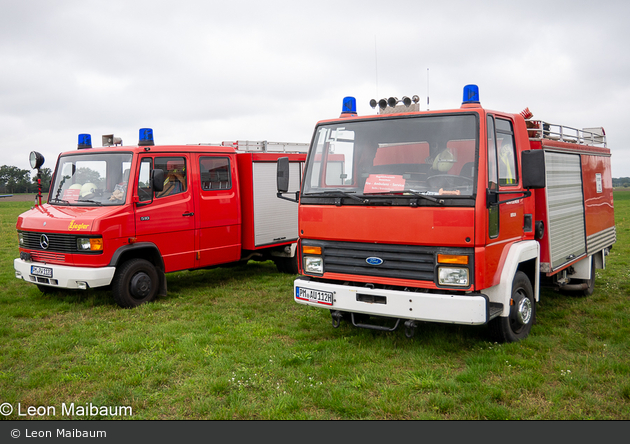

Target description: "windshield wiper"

left=365, top=189, right=445, bottom=204
left=76, top=199, right=102, bottom=206
left=304, top=190, right=367, bottom=204
left=49, top=197, right=70, bottom=205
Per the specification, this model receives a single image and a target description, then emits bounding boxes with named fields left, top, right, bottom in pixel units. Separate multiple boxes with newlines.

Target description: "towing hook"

left=331, top=311, right=343, bottom=328
left=404, top=320, right=417, bottom=338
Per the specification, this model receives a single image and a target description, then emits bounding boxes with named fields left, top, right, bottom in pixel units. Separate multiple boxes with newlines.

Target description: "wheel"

left=426, top=174, right=473, bottom=190
left=37, top=284, right=57, bottom=294
left=275, top=256, right=299, bottom=274
left=112, top=259, right=159, bottom=308
left=490, top=271, right=535, bottom=343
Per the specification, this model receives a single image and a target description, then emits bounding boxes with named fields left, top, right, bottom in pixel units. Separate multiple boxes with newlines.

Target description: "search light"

left=29, top=151, right=45, bottom=170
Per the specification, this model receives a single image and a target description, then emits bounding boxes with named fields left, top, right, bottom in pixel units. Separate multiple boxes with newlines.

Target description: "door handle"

left=182, top=212, right=194, bottom=217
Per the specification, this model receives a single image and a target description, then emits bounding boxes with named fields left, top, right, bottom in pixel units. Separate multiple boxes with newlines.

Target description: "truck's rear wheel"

left=275, top=256, right=299, bottom=274
left=490, top=271, right=535, bottom=343
left=112, top=259, right=159, bottom=308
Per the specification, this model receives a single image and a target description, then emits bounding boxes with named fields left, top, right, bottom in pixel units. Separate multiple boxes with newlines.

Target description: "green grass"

left=1, top=192, right=629, bottom=420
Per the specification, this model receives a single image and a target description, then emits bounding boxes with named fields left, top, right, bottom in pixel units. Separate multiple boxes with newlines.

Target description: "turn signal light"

left=437, top=254, right=468, bottom=265
left=302, top=246, right=322, bottom=255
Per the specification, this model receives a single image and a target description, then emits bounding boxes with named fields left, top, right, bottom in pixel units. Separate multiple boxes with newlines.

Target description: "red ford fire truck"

left=277, top=85, right=615, bottom=342
left=14, top=130, right=307, bottom=307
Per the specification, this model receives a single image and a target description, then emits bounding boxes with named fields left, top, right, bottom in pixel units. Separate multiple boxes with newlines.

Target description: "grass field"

left=1, top=191, right=629, bottom=420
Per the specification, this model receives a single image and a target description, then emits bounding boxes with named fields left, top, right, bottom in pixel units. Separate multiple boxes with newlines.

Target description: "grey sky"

left=2, top=0, right=629, bottom=177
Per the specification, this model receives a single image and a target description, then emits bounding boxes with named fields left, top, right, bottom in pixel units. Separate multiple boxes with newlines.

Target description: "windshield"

left=303, top=114, right=478, bottom=200
left=49, top=152, right=133, bottom=206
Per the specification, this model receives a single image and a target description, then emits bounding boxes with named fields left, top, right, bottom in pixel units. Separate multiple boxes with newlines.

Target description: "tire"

left=37, top=284, right=57, bottom=294
left=490, top=271, right=535, bottom=343
left=112, top=259, right=159, bottom=308
left=275, top=256, right=299, bottom=274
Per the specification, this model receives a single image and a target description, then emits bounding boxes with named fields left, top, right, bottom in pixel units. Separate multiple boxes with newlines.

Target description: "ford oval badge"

left=366, top=257, right=384, bottom=266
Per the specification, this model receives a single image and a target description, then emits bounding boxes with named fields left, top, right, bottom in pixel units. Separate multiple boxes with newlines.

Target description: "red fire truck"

left=277, top=85, right=615, bottom=342
left=14, top=130, right=307, bottom=307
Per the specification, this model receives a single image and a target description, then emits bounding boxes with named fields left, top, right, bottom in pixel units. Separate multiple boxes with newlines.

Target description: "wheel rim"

left=510, top=289, right=532, bottom=334
left=516, top=295, right=532, bottom=325
left=130, top=272, right=152, bottom=299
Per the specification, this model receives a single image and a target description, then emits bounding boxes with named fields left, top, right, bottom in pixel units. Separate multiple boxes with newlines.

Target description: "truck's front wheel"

left=490, top=271, right=535, bottom=343
left=112, top=259, right=159, bottom=308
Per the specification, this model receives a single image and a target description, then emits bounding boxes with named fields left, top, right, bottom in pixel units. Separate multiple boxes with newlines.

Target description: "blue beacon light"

left=78, top=133, right=92, bottom=149
left=462, top=84, right=480, bottom=105
left=341, top=96, right=357, bottom=117
left=138, top=128, right=154, bottom=146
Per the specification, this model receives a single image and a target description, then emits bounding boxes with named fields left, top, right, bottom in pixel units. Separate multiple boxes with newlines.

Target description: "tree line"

left=0, top=165, right=52, bottom=194
left=612, top=177, right=630, bottom=188
left=2, top=162, right=630, bottom=194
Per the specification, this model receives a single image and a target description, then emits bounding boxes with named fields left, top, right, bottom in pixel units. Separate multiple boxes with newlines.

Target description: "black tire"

left=37, top=284, right=57, bottom=294
left=112, top=259, right=159, bottom=308
left=490, top=271, right=535, bottom=343
left=275, top=256, right=299, bottom=274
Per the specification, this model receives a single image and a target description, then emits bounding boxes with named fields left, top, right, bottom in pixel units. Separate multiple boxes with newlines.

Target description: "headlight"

left=18, top=232, right=24, bottom=246
left=304, top=256, right=323, bottom=274
left=77, top=238, right=103, bottom=251
left=438, top=267, right=469, bottom=286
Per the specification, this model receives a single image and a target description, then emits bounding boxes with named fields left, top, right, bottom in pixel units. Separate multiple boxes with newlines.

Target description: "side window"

left=137, top=158, right=153, bottom=203
left=155, top=157, right=187, bottom=198
left=487, top=116, right=499, bottom=238
left=200, top=157, right=231, bottom=190
left=496, top=119, right=518, bottom=186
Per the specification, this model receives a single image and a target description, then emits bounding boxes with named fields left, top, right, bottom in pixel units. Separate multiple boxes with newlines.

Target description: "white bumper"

left=14, top=259, right=116, bottom=290
left=294, top=278, right=490, bottom=325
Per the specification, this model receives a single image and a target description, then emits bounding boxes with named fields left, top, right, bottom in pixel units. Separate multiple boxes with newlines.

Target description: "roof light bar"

left=138, top=128, right=154, bottom=146
left=340, top=97, right=357, bottom=117
left=78, top=134, right=92, bottom=149
left=462, top=84, right=480, bottom=105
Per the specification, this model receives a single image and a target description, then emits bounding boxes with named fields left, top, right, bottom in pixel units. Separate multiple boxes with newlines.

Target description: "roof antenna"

left=427, top=68, right=430, bottom=111
left=374, top=35, right=379, bottom=99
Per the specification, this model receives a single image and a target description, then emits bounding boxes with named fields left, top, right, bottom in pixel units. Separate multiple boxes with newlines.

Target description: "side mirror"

left=277, top=157, right=290, bottom=193
left=152, top=169, right=164, bottom=192
left=521, top=150, right=546, bottom=189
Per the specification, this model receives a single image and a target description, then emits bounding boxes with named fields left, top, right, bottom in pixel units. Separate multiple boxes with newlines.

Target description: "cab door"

left=485, top=115, right=525, bottom=286
left=192, top=153, right=241, bottom=268
left=134, top=154, right=196, bottom=272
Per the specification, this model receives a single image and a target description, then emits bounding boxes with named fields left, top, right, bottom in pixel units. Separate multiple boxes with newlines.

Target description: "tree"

left=0, top=165, right=31, bottom=193
left=30, top=168, right=52, bottom=193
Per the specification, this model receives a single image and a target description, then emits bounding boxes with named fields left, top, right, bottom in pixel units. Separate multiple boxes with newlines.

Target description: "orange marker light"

left=90, top=238, right=104, bottom=251
left=302, top=246, right=322, bottom=255
left=437, top=254, right=468, bottom=265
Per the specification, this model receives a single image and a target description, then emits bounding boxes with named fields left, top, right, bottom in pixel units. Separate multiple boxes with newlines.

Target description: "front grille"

left=30, top=251, right=66, bottom=262
left=20, top=231, right=77, bottom=253
left=304, top=240, right=473, bottom=284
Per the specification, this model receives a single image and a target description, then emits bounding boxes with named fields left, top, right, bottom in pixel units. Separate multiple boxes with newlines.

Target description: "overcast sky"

left=2, top=0, right=629, bottom=177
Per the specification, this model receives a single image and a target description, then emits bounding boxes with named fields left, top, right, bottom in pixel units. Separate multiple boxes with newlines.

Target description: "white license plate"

left=31, top=265, right=53, bottom=278
left=296, top=287, right=333, bottom=306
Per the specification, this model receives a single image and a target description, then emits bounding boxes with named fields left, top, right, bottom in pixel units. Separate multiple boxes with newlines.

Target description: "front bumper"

left=14, top=258, right=116, bottom=290
left=294, top=278, right=491, bottom=325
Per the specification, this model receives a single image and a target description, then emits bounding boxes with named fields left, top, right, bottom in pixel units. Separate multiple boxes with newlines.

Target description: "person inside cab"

left=157, top=159, right=187, bottom=198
